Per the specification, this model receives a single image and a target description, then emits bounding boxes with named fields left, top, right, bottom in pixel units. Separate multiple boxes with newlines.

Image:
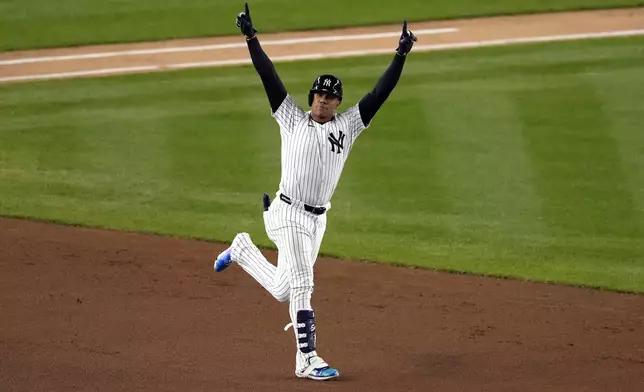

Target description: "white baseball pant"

left=230, top=196, right=327, bottom=370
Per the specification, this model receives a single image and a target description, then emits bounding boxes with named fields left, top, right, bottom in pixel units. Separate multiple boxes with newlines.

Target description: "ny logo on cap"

left=323, top=78, right=332, bottom=87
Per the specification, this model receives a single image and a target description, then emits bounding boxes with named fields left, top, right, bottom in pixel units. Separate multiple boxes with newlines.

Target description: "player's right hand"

left=236, top=2, right=258, bottom=39
left=396, top=20, right=417, bottom=56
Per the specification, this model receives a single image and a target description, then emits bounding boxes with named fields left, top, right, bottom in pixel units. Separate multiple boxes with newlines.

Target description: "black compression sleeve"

left=247, top=37, right=288, bottom=113
left=358, top=53, right=406, bottom=126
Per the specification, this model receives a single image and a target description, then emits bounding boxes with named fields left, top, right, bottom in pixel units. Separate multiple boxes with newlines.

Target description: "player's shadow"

left=258, top=372, right=355, bottom=384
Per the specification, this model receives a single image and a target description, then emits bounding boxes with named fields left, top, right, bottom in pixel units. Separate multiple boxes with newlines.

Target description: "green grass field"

left=1, top=0, right=643, bottom=51
left=1, top=37, right=643, bottom=292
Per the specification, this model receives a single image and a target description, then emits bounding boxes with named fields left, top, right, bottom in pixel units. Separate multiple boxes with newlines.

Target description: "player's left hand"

left=396, top=20, right=417, bottom=56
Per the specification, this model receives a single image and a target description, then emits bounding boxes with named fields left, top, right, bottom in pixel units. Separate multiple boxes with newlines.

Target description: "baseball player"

left=214, top=2, right=416, bottom=381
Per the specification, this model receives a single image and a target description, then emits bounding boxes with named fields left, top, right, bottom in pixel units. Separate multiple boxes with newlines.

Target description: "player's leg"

left=215, top=228, right=290, bottom=302
left=272, top=207, right=338, bottom=380
left=288, top=213, right=326, bottom=364
left=310, top=214, right=327, bottom=267
left=293, top=213, right=338, bottom=380
left=264, top=203, right=318, bottom=365
left=278, top=224, right=318, bottom=367
left=262, top=203, right=291, bottom=301
left=228, top=232, right=289, bottom=302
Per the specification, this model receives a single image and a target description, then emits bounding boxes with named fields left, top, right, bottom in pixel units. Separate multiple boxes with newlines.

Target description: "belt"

left=279, top=194, right=327, bottom=215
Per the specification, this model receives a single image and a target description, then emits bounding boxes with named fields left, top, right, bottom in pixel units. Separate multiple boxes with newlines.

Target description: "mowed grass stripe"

left=588, top=67, right=644, bottom=220
left=1, top=37, right=644, bottom=292
left=512, top=74, right=644, bottom=289
left=406, top=79, right=553, bottom=279
left=514, top=76, right=642, bottom=238
left=418, top=82, right=544, bottom=238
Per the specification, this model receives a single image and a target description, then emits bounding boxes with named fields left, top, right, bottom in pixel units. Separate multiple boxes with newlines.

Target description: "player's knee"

left=273, top=290, right=289, bottom=302
left=290, top=285, right=312, bottom=298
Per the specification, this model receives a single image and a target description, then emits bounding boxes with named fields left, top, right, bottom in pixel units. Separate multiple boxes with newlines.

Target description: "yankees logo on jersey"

left=272, top=95, right=369, bottom=208
left=328, top=131, right=345, bottom=154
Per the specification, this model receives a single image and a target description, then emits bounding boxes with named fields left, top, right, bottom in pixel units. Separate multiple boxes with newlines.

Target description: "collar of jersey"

left=308, top=112, right=337, bottom=126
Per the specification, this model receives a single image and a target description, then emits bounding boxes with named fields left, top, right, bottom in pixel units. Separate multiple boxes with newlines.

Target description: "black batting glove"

left=236, top=2, right=258, bottom=40
left=396, top=20, right=417, bottom=56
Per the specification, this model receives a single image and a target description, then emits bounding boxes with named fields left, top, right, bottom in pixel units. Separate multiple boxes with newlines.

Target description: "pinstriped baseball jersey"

left=272, top=95, right=369, bottom=209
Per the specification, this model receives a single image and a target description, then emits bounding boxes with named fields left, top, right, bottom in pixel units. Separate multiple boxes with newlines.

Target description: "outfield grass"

left=1, top=37, right=644, bottom=292
left=1, top=0, right=643, bottom=51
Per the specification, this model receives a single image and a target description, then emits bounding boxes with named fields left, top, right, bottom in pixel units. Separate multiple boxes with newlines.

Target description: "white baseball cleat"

left=295, top=356, right=339, bottom=381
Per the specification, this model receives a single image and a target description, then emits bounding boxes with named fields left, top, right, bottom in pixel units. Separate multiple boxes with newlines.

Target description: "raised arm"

left=358, top=21, right=417, bottom=127
left=236, top=3, right=287, bottom=113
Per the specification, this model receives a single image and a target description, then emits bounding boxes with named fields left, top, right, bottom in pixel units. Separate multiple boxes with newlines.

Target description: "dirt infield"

left=1, top=218, right=643, bottom=391
left=1, top=8, right=644, bottom=83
